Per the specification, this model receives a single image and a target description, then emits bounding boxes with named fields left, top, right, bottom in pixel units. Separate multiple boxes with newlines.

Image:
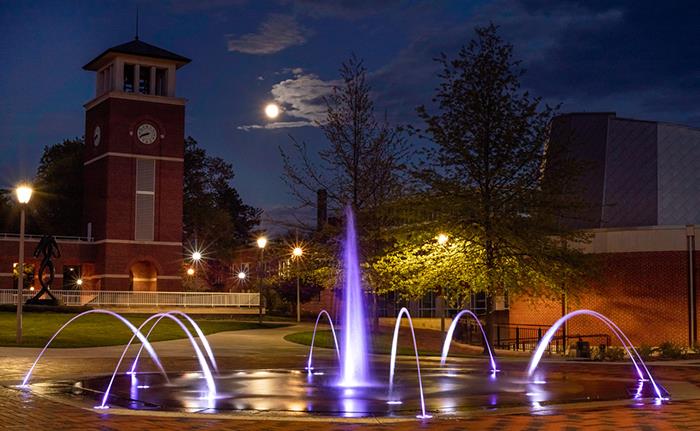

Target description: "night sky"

left=1, top=0, right=699, bottom=228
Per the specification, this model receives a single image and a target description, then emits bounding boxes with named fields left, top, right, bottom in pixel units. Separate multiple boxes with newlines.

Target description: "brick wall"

left=509, top=251, right=694, bottom=346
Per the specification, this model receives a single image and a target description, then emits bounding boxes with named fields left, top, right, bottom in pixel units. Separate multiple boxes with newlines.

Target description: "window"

left=155, top=68, right=167, bottom=96
left=139, top=66, right=151, bottom=94
left=123, top=64, right=135, bottom=92
left=135, top=159, right=155, bottom=240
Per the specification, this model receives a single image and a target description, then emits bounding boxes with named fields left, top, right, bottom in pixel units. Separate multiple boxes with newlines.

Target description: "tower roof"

left=83, top=38, right=191, bottom=71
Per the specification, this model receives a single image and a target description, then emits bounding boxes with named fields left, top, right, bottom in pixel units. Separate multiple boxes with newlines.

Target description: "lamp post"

left=437, top=233, right=449, bottom=334
left=15, top=184, right=32, bottom=345
left=256, top=236, right=267, bottom=324
left=292, top=246, right=303, bottom=322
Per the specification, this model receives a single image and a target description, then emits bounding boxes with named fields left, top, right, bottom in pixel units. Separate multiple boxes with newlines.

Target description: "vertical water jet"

left=338, top=206, right=370, bottom=387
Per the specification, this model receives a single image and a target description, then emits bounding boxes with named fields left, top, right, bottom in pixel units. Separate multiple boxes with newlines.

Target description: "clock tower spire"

left=82, top=39, right=190, bottom=291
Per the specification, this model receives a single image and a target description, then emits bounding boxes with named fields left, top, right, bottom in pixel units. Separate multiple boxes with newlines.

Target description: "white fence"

left=0, top=290, right=259, bottom=308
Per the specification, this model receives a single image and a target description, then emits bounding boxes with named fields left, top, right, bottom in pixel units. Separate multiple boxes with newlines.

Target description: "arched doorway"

left=129, top=261, right=157, bottom=291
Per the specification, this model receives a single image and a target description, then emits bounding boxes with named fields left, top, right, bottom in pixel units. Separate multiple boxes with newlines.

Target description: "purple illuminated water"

left=338, top=207, right=370, bottom=387
left=527, top=309, right=667, bottom=400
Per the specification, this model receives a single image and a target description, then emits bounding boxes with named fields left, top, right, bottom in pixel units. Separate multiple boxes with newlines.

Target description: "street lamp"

left=292, top=246, right=303, bottom=322
left=257, top=236, right=267, bottom=324
left=437, top=233, right=449, bottom=333
left=238, top=271, right=247, bottom=280
left=191, top=251, right=202, bottom=262
left=186, top=267, right=195, bottom=276
left=15, top=183, right=32, bottom=344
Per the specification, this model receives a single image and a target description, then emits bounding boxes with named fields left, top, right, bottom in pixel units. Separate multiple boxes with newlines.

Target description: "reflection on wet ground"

left=73, top=364, right=662, bottom=417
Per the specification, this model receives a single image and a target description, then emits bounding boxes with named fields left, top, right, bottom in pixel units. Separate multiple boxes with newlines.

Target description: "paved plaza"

left=2, top=324, right=700, bottom=430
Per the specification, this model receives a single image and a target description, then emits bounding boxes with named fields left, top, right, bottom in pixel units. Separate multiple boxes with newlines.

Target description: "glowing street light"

left=186, top=267, right=195, bottom=276
left=76, top=278, right=83, bottom=287
left=15, top=183, right=33, bottom=344
left=257, top=236, right=268, bottom=324
left=292, top=245, right=304, bottom=322
left=191, top=251, right=202, bottom=262
left=238, top=271, right=247, bottom=280
left=264, top=103, right=280, bottom=119
left=437, top=233, right=449, bottom=245
left=15, top=184, right=33, bottom=204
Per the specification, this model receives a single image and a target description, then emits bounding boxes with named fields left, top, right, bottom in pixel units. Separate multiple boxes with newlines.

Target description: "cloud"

left=238, top=69, right=339, bottom=131
left=237, top=121, right=314, bottom=131
left=227, top=14, right=310, bottom=54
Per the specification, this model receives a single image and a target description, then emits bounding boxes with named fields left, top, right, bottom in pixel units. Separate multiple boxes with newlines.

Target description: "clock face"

left=137, top=123, right=158, bottom=145
left=93, top=126, right=101, bottom=147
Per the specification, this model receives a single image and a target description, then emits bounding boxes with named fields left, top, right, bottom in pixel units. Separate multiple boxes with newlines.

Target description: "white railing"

left=0, top=289, right=259, bottom=308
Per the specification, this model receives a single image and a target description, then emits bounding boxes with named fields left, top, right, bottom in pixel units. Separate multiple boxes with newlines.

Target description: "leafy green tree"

left=381, top=24, right=591, bottom=339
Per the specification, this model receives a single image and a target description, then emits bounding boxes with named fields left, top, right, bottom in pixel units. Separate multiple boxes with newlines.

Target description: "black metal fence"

left=454, top=320, right=611, bottom=354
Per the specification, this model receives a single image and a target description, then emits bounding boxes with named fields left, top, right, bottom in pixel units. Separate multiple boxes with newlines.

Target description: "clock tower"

left=82, top=38, right=190, bottom=291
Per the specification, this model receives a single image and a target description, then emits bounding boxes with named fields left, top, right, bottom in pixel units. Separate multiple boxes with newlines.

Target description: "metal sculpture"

left=26, top=235, right=61, bottom=305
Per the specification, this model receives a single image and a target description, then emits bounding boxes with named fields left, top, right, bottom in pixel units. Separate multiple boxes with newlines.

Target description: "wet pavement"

left=2, top=323, right=700, bottom=430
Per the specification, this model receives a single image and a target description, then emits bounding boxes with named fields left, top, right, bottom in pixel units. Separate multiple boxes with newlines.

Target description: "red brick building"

left=0, top=38, right=190, bottom=292
left=511, top=113, right=699, bottom=347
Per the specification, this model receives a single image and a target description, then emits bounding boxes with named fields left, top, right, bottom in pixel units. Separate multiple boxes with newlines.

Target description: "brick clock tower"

left=82, top=38, right=190, bottom=291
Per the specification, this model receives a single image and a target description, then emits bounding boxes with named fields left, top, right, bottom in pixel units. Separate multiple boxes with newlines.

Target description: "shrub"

left=594, top=346, right=626, bottom=361
left=657, top=342, right=685, bottom=360
left=637, top=344, right=655, bottom=361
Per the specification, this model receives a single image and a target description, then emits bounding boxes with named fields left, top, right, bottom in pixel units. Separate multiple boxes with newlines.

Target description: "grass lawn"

left=284, top=329, right=448, bottom=357
left=0, top=312, right=289, bottom=348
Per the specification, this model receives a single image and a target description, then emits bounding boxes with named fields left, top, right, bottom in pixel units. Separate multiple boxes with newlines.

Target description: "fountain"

left=387, top=307, right=430, bottom=418
left=440, top=309, right=498, bottom=372
left=306, top=309, right=341, bottom=372
left=338, top=206, right=371, bottom=387
left=527, top=309, right=667, bottom=400
left=18, top=210, right=671, bottom=419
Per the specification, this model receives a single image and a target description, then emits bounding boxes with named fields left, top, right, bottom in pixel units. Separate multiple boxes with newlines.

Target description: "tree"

left=183, top=137, right=261, bottom=287
left=387, top=24, right=591, bottom=340
left=33, top=138, right=85, bottom=236
left=280, top=55, right=408, bottom=227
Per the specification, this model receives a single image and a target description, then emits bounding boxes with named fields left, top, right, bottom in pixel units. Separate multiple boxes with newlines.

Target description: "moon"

left=265, top=103, right=280, bottom=119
